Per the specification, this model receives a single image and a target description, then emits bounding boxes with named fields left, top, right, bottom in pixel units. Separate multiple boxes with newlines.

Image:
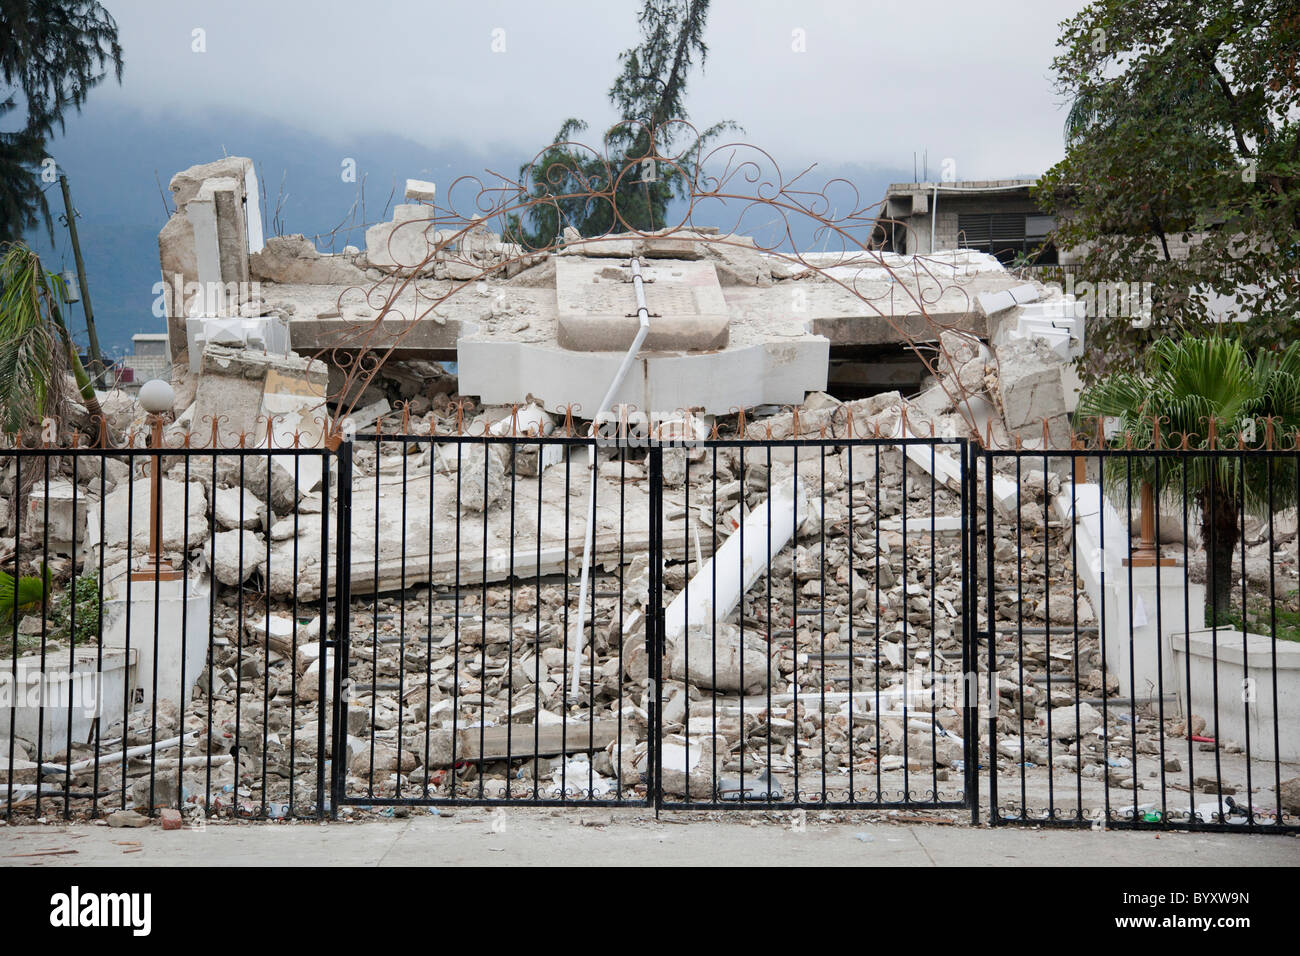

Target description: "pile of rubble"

left=4, top=380, right=1298, bottom=821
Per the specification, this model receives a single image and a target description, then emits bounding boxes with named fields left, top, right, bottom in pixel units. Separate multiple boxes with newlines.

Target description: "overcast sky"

left=100, top=0, right=1088, bottom=180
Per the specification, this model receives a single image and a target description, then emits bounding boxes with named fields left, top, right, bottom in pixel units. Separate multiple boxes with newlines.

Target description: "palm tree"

left=1076, top=335, right=1300, bottom=620
left=0, top=241, right=104, bottom=437
left=0, top=562, right=50, bottom=622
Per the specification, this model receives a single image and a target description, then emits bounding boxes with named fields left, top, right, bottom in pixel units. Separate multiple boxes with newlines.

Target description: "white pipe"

left=570, top=257, right=651, bottom=694
left=663, top=480, right=818, bottom=645
left=38, top=732, right=196, bottom=776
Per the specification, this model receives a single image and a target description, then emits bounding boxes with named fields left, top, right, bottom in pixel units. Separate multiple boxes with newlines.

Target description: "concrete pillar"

left=101, top=572, right=213, bottom=711
left=183, top=176, right=250, bottom=317
left=184, top=192, right=222, bottom=310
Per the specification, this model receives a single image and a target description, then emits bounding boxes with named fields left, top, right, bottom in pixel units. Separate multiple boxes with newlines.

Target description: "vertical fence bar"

left=984, top=451, right=998, bottom=824
left=5, top=455, right=18, bottom=822
left=65, top=456, right=78, bottom=818
left=963, top=441, right=978, bottom=825
left=316, top=448, right=331, bottom=818
left=94, top=448, right=107, bottom=818
left=647, top=444, right=662, bottom=812
left=330, top=439, right=352, bottom=816
left=1070, top=452, right=1082, bottom=823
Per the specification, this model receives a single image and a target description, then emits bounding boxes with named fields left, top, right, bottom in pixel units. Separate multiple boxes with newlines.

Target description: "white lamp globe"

left=138, top=379, right=175, bottom=415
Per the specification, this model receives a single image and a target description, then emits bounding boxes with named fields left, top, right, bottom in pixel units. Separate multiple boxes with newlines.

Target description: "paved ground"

left=3, top=810, right=1297, bottom=866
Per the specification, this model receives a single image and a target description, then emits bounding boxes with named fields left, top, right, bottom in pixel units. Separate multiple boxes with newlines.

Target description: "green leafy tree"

left=508, top=0, right=736, bottom=247
left=0, top=0, right=123, bottom=242
left=0, top=241, right=104, bottom=434
left=1035, top=0, right=1300, bottom=381
left=1077, top=336, right=1300, bottom=619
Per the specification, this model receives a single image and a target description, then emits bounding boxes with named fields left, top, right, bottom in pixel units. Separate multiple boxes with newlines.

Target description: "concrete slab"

left=457, top=330, right=828, bottom=417
left=269, top=452, right=713, bottom=600
left=555, top=258, right=728, bottom=351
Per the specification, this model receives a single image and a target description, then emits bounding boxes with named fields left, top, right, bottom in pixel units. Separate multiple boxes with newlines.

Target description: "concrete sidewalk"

left=3, top=810, right=1297, bottom=866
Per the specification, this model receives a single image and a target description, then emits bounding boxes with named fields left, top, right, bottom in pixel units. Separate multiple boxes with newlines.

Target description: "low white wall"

left=1171, top=628, right=1300, bottom=763
left=101, top=571, right=213, bottom=711
left=0, top=647, right=135, bottom=752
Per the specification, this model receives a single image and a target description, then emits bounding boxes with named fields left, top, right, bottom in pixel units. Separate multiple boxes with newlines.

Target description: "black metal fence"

left=4, top=426, right=1296, bottom=833
left=977, top=447, right=1300, bottom=833
left=2, top=438, right=335, bottom=822
left=332, top=431, right=655, bottom=807
left=650, top=435, right=976, bottom=811
left=333, top=430, right=977, bottom=812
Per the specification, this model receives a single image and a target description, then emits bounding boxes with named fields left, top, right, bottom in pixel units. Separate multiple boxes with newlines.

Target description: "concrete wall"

left=879, top=183, right=1040, bottom=255
left=1171, top=629, right=1300, bottom=763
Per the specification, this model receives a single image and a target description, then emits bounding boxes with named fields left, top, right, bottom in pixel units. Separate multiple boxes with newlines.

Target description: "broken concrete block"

left=555, top=257, right=728, bottom=352
left=651, top=736, right=722, bottom=797
left=457, top=442, right=509, bottom=512
left=106, top=809, right=150, bottom=828
left=214, top=486, right=263, bottom=530
left=439, top=259, right=478, bottom=281
left=704, top=237, right=774, bottom=286
left=158, top=212, right=197, bottom=296
left=192, top=344, right=328, bottom=475
left=131, top=771, right=180, bottom=810
left=212, top=455, right=302, bottom=517
left=96, top=388, right=143, bottom=433
left=299, top=650, right=335, bottom=703
left=185, top=315, right=292, bottom=374
left=364, top=204, right=439, bottom=273
left=212, top=528, right=265, bottom=586
left=101, top=476, right=210, bottom=557
left=669, top=622, right=772, bottom=694
left=994, top=336, right=1071, bottom=447
left=193, top=345, right=273, bottom=440
left=168, top=156, right=255, bottom=210
left=489, top=404, right=559, bottom=476
left=977, top=282, right=1039, bottom=317
left=404, top=178, right=437, bottom=202
left=23, top=479, right=88, bottom=555
left=936, top=329, right=984, bottom=376
left=250, top=234, right=367, bottom=285
left=1036, top=701, right=1103, bottom=740
left=1280, top=777, right=1300, bottom=815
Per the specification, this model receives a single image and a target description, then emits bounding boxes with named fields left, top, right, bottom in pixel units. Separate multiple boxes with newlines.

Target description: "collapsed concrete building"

left=156, top=157, right=1085, bottom=446
left=35, top=155, right=1285, bottom=825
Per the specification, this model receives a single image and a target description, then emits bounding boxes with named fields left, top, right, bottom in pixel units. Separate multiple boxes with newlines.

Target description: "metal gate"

left=330, top=429, right=978, bottom=814
left=647, top=437, right=977, bottom=812
left=331, top=431, right=656, bottom=808
left=975, top=447, right=1300, bottom=834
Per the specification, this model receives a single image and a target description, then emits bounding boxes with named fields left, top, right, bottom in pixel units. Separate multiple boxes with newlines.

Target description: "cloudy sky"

left=100, top=0, right=1087, bottom=180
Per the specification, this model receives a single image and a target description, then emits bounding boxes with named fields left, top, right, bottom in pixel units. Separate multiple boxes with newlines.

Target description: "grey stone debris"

left=24, top=374, right=1294, bottom=824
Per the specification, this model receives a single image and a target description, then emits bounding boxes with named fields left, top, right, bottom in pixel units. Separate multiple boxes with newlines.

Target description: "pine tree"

left=0, top=0, right=123, bottom=242
left=508, top=0, right=735, bottom=246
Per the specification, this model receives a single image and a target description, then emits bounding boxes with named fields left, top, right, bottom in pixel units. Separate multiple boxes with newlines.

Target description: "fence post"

left=316, top=449, right=331, bottom=818
left=964, top=441, right=980, bottom=826
left=983, top=450, right=998, bottom=825
left=647, top=444, right=663, bottom=812
left=329, top=438, right=353, bottom=817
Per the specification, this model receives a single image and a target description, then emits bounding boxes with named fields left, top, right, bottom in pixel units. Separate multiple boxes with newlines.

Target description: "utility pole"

left=58, top=173, right=105, bottom=374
